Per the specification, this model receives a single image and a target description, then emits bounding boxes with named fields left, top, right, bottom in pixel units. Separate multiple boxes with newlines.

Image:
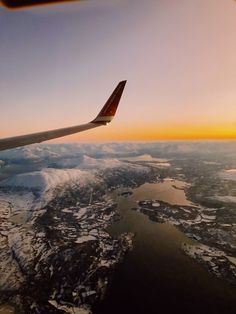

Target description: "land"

left=126, top=147, right=236, bottom=286
left=0, top=192, right=134, bottom=313
left=1, top=143, right=236, bottom=312
left=0, top=160, right=158, bottom=314
left=135, top=196, right=236, bottom=285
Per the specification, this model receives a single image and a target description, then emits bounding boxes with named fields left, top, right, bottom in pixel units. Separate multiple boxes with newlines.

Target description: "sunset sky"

left=1, top=0, right=236, bottom=142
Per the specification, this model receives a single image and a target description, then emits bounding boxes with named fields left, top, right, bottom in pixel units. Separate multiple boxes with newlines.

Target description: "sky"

left=0, top=0, right=236, bottom=142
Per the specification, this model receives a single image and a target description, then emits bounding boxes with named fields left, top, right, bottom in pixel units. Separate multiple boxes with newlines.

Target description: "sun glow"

left=52, top=122, right=236, bottom=143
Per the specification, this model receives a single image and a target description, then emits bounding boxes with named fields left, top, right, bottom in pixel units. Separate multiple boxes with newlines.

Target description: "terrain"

left=0, top=141, right=236, bottom=313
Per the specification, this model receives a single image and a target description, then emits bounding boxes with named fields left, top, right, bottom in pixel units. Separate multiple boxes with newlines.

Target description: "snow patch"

left=219, top=169, right=236, bottom=182
left=48, top=300, right=91, bottom=314
left=80, top=155, right=123, bottom=170
left=0, top=168, right=97, bottom=192
left=208, top=195, right=236, bottom=203
left=120, top=154, right=169, bottom=162
left=75, top=235, right=97, bottom=244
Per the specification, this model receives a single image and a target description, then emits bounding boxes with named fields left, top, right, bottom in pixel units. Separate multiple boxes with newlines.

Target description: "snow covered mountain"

left=0, top=168, right=97, bottom=191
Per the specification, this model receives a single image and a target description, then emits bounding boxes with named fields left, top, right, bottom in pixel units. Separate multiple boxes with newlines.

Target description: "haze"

left=0, top=0, right=236, bottom=141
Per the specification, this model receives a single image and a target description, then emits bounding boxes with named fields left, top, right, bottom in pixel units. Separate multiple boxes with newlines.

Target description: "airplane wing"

left=1, top=0, right=82, bottom=9
left=0, top=80, right=126, bottom=151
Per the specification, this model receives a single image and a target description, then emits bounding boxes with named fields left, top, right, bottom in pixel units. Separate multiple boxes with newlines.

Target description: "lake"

left=94, top=180, right=236, bottom=314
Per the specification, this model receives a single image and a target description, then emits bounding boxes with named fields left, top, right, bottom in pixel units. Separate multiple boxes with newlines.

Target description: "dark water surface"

left=94, top=181, right=236, bottom=314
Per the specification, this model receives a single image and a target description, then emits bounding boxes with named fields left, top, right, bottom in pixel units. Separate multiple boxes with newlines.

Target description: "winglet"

left=92, top=80, right=127, bottom=124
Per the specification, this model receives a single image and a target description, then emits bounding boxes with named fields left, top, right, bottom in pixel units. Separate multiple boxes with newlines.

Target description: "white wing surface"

left=0, top=81, right=126, bottom=151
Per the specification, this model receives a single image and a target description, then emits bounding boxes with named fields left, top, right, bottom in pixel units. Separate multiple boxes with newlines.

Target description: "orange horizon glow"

left=50, top=122, right=236, bottom=143
left=1, top=117, right=236, bottom=142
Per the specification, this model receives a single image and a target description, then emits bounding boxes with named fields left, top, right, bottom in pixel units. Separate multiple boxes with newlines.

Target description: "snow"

left=89, top=229, right=99, bottom=236
left=152, top=202, right=160, bottom=207
left=74, top=208, right=89, bottom=220
left=203, top=161, right=219, bottom=165
left=120, top=154, right=169, bottom=162
left=80, top=155, right=122, bottom=169
left=219, top=169, right=236, bottom=181
left=183, top=243, right=236, bottom=273
left=163, top=178, right=175, bottom=182
left=182, top=243, right=225, bottom=258
left=99, top=260, right=112, bottom=267
left=81, top=291, right=96, bottom=298
left=227, top=256, right=236, bottom=266
left=36, top=232, right=45, bottom=238
left=75, top=235, right=97, bottom=244
left=209, top=195, right=236, bottom=203
left=0, top=168, right=97, bottom=192
left=62, top=208, right=73, bottom=213
left=0, top=145, right=60, bottom=161
left=145, top=162, right=171, bottom=168
left=80, top=155, right=149, bottom=174
left=48, top=300, right=91, bottom=314
left=193, top=215, right=202, bottom=223
left=0, top=192, right=34, bottom=211
left=201, top=213, right=216, bottom=220
left=180, top=207, right=191, bottom=213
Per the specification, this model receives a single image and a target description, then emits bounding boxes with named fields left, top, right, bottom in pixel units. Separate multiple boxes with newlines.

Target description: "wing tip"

left=92, top=80, right=127, bottom=124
